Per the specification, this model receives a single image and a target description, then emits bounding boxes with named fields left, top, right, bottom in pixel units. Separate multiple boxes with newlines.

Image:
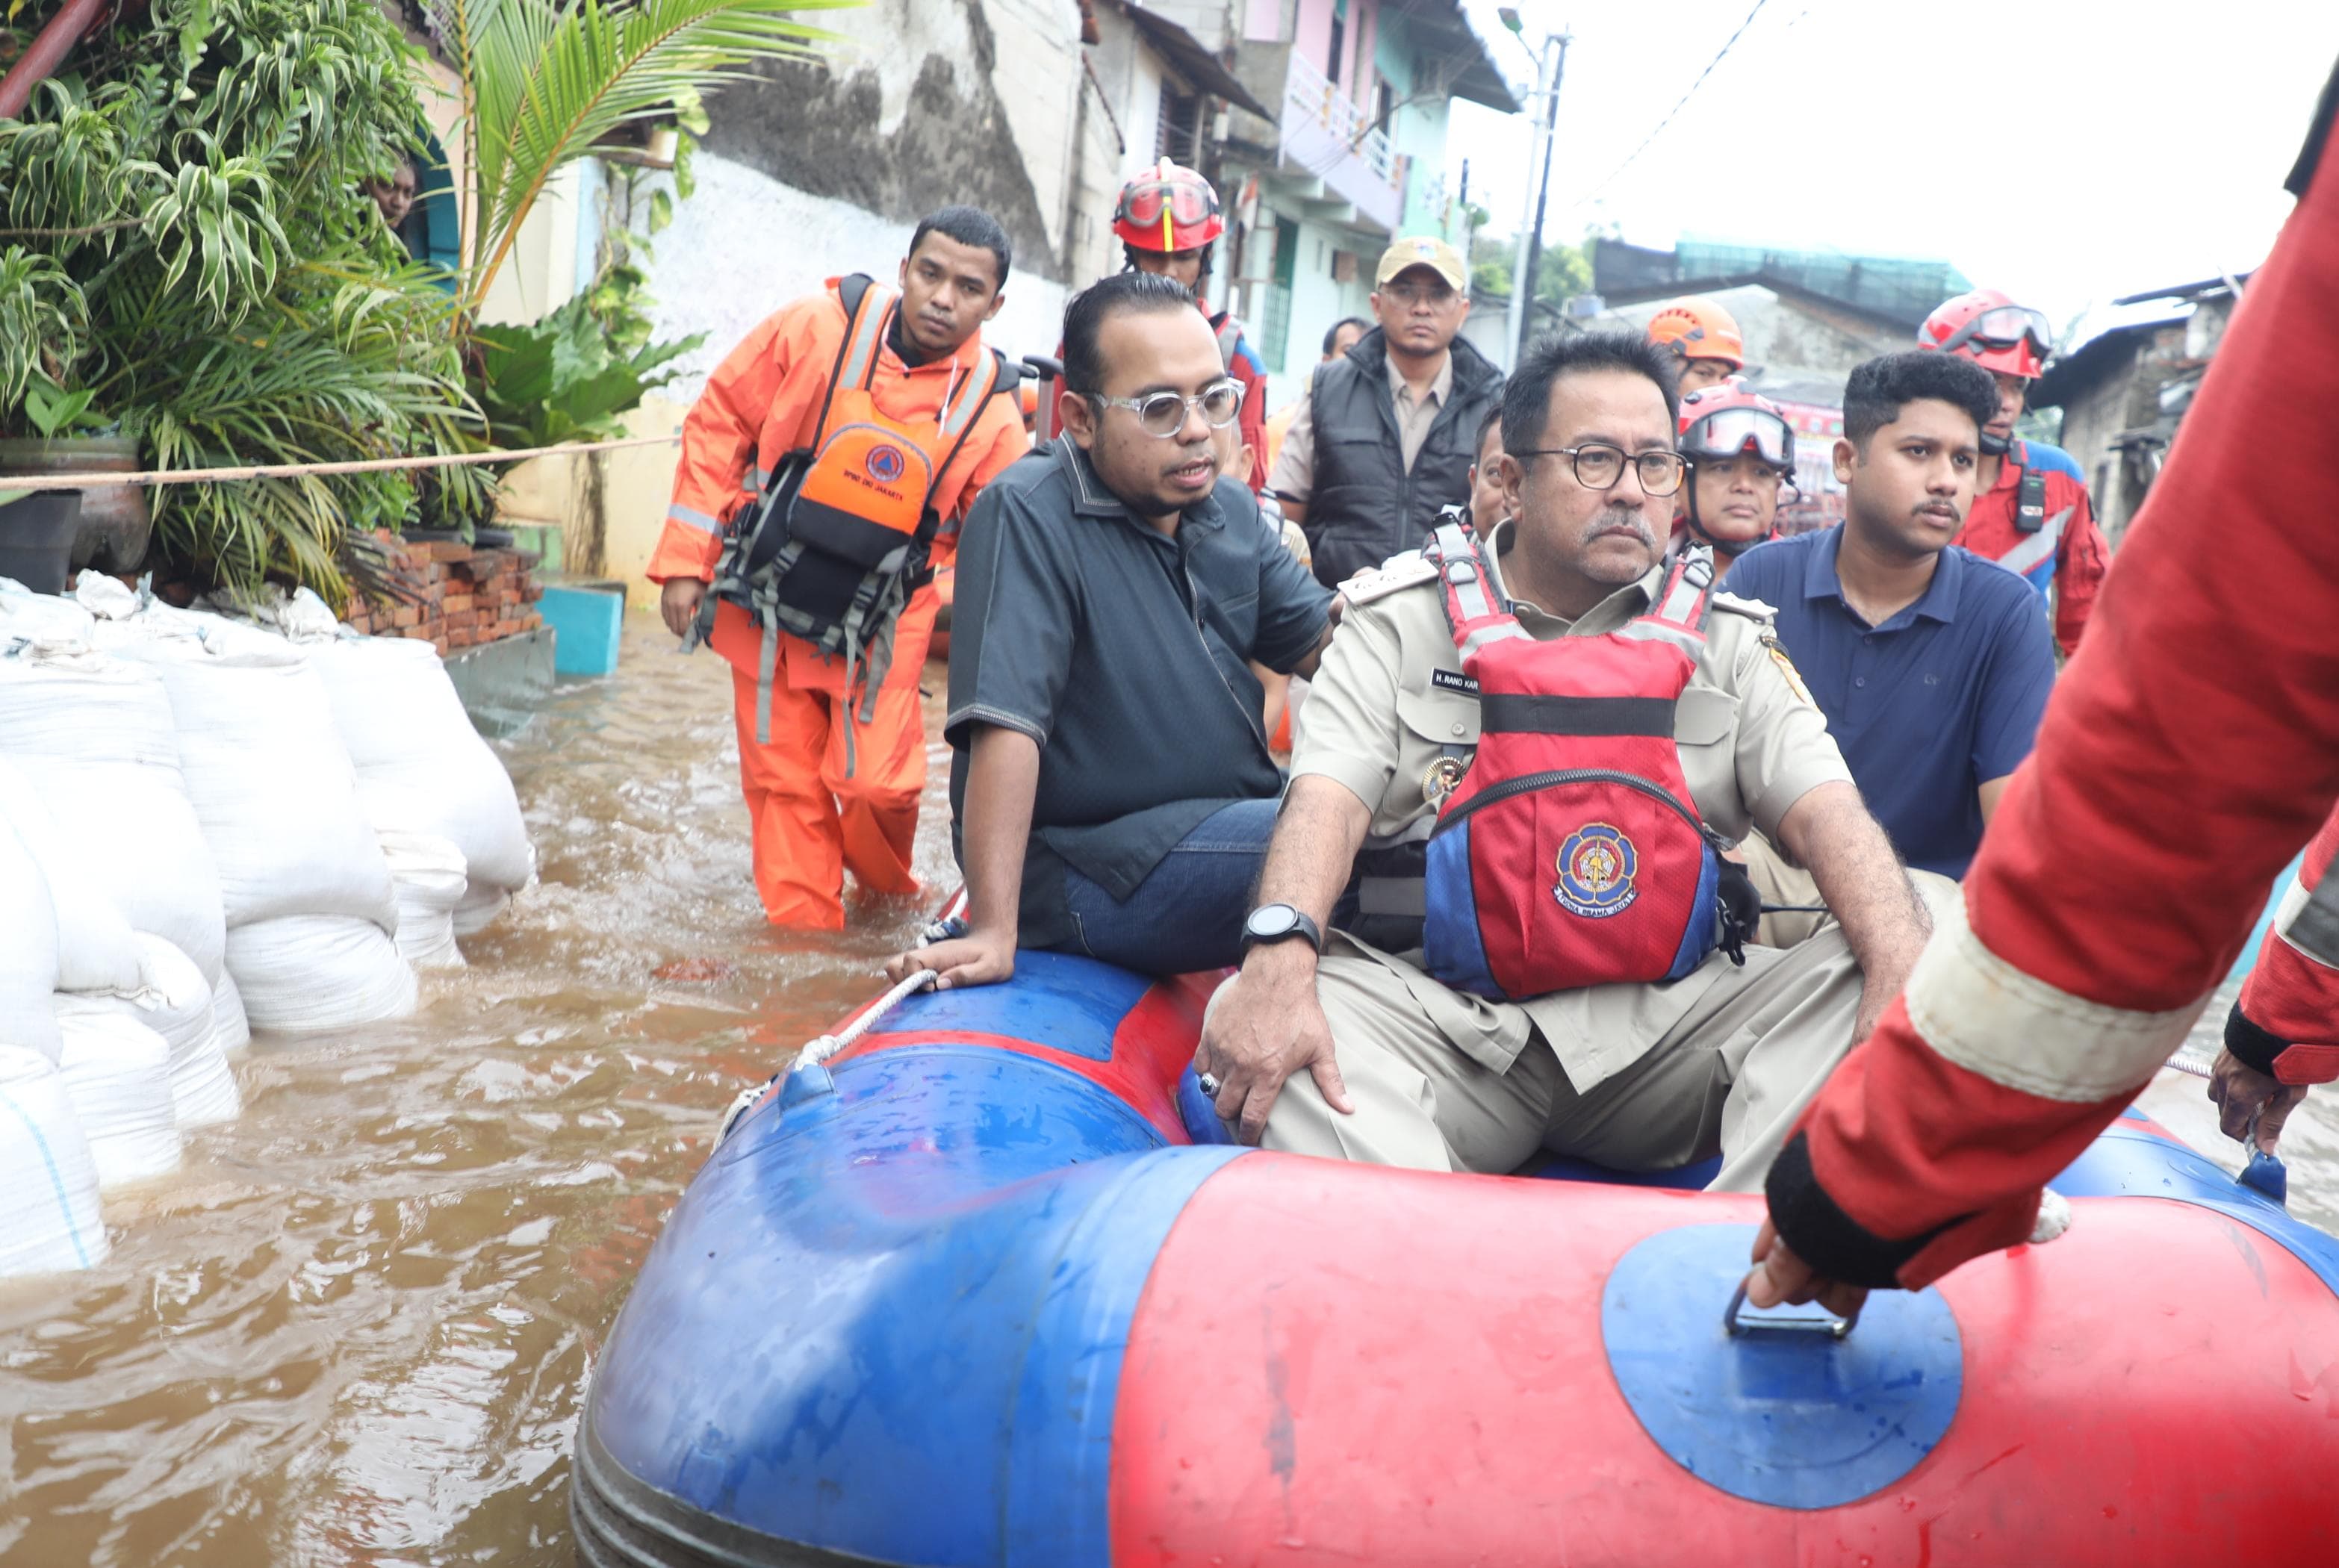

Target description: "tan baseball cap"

left=1375, top=235, right=1467, bottom=290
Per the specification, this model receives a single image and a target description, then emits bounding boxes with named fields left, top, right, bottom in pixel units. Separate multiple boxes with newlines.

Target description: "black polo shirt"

left=945, top=435, right=1332, bottom=945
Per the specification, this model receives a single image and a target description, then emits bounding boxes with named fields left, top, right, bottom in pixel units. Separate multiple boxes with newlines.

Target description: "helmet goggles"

left=1683, top=405, right=1794, bottom=470
left=1116, top=177, right=1214, bottom=234
left=1937, top=304, right=2053, bottom=359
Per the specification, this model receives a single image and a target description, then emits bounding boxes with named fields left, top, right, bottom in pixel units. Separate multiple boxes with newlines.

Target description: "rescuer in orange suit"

left=650, top=208, right=1031, bottom=930
left=1743, top=62, right=2339, bottom=1313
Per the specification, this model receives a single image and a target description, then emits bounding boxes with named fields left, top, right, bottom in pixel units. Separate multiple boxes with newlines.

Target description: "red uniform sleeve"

left=2228, top=805, right=2339, bottom=1083
left=1765, top=114, right=2339, bottom=1291
left=2051, top=481, right=2110, bottom=656
left=1236, top=360, right=1270, bottom=494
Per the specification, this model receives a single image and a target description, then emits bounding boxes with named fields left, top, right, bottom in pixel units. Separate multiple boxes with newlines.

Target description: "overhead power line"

left=1574, top=0, right=1774, bottom=211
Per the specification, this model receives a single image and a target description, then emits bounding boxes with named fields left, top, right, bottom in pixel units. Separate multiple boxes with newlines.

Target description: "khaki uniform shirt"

left=1266, top=352, right=1456, bottom=503
left=1290, top=526, right=1853, bottom=1091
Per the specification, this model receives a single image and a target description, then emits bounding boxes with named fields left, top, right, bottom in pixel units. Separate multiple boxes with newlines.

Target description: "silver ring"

left=1196, top=1071, right=1222, bottom=1098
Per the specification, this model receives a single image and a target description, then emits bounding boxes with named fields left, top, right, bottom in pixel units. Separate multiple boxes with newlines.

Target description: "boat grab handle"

left=1723, top=1278, right=1862, bottom=1340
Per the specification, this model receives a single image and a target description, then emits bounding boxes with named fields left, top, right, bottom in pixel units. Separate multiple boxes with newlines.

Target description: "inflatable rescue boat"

left=574, top=952, right=2339, bottom=1567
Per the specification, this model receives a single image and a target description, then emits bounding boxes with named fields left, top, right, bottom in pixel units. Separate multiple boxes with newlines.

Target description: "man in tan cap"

left=1266, top=236, right=1506, bottom=587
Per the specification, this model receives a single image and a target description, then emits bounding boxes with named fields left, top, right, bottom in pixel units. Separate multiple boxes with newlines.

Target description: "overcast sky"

left=1451, top=0, right=2338, bottom=341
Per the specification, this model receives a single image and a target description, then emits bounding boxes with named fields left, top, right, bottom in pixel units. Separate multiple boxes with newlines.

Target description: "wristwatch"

left=1241, top=903, right=1325, bottom=956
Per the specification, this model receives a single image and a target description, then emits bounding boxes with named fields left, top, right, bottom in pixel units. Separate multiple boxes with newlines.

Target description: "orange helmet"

left=1646, top=296, right=1745, bottom=368
left=1112, top=160, right=1224, bottom=253
left=1919, top=288, right=2052, bottom=379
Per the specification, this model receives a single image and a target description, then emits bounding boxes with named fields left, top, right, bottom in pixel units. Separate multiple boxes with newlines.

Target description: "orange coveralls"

left=647, top=279, right=1031, bottom=929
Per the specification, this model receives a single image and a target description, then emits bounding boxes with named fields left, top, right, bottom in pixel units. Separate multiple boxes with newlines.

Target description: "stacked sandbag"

left=305, top=632, right=535, bottom=922
left=0, top=639, right=228, bottom=981
left=0, top=817, right=64, bottom=1062
left=100, top=615, right=415, bottom=1033
left=0, top=759, right=141, bottom=995
left=54, top=1010, right=180, bottom=1188
left=0, top=1047, right=108, bottom=1276
left=55, top=936, right=239, bottom=1129
left=212, top=970, right=251, bottom=1054
left=379, top=830, right=468, bottom=970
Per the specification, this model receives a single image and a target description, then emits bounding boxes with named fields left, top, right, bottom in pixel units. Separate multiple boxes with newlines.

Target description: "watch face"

left=1248, top=904, right=1297, bottom=939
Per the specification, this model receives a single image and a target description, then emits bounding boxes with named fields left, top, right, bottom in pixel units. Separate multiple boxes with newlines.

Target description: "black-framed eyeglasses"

left=1513, top=443, right=1687, bottom=497
left=1088, top=379, right=1243, bottom=438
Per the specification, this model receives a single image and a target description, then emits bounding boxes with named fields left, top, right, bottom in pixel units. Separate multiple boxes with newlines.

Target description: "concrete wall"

left=692, top=0, right=1082, bottom=286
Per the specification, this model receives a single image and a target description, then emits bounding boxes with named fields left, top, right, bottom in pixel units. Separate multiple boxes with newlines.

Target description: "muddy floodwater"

left=4, top=617, right=2336, bottom=1567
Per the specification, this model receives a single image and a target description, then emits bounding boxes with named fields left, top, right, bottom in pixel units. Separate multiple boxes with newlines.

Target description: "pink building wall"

left=1290, top=0, right=1377, bottom=102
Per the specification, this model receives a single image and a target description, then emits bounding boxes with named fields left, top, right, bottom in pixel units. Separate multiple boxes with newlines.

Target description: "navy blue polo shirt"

left=945, top=436, right=1332, bottom=945
left=1722, top=528, right=2056, bottom=878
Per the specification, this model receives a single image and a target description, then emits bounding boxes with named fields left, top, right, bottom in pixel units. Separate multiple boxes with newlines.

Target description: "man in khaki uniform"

left=1199, top=332, right=1939, bottom=1192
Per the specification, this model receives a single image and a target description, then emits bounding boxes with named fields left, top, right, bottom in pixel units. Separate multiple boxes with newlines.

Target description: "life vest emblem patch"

left=1556, top=824, right=1638, bottom=918
left=865, top=444, right=907, bottom=483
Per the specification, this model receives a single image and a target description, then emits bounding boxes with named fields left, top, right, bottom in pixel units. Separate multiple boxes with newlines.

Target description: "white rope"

left=794, top=968, right=939, bottom=1073
left=2161, top=1053, right=2215, bottom=1080
left=0, top=433, right=680, bottom=492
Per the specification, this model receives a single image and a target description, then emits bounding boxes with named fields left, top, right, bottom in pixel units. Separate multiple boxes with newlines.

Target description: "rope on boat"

left=2161, top=1054, right=2214, bottom=1080
left=0, top=433, right=680, bottom=491
left=713, top=966, right=939, bottom=1146
left=795, top=968, right=939, bottom=1074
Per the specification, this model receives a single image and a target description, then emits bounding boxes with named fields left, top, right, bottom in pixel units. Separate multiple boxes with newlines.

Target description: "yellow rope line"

left=0, top=433, right=682, bottom=491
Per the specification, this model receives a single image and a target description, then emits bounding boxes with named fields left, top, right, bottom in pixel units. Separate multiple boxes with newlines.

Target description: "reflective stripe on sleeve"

left=667, top=503, right=722, bottom=535
left=1997, top=505, right=2070, bottom=577
left=1903, top=900, right=2211, bottom=1104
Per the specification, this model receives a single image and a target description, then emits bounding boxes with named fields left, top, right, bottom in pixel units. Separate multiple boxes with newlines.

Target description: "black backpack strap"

left=2016, top=465, right=2048, bottom=534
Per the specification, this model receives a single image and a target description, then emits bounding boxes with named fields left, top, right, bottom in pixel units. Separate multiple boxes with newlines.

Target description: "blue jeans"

left=1060, top=798, right=1279, bottom=974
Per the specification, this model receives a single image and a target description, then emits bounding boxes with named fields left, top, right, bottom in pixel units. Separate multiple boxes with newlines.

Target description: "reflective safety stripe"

left=667, top=503, right=721, bottom=535
left=2274, top=871, right=2339, bottom=971
left=748, top=466, right=771, bottom=493
left=836, top=284, right=896, bottom=390
left=1903, top=900, right=2212, bottom=1103
left=1997, top=505, right=2069, bottom=578
left=937, top=353, right=1001, bottom=441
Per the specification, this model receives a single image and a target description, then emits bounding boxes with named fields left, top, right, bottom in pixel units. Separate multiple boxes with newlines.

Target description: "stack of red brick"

left=342, top=531, right=547, bottom=654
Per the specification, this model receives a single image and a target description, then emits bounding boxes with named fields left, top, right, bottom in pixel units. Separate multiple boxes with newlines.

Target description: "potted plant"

left=0, top=374, right=150, bottom=578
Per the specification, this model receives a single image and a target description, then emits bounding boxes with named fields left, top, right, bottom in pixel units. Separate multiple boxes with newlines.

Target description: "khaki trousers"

left=1243, top=927, right=1866, bottom=1193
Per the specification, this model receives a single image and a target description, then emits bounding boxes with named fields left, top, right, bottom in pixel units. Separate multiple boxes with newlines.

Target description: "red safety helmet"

left=1677, top=382, right=1795, bottom=556
left=1113, top=160, right=1224, bottom=252
left=1919, top=288, right=2051, bottom=379
left=1678, top=383, right=1795, bottom=471
left=1647, top=296, right=1745, bottom=368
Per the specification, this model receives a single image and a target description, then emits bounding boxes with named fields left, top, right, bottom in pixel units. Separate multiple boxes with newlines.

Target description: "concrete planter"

left=0, top=438, right=152, bottom=575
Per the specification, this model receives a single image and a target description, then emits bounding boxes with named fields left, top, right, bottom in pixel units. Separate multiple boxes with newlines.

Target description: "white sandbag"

left=70, top=573, right=143, bottom=620
left=226, top=916, right=417, bottom=1033
left=0, top=820, right=63, bottom=1062
left=212, top=970, right=250, bottom=1055
left=380, top=830, right=468, bottom=970
left=451, top=883, right=512, bottom=937
left=0, top=1046, right=108, bottom=1276
left=196, top=582, right=340, bottom=644
left=105, top=630, right=396, bottom=933
left=0, top=757, right=140, bottom=994
left=0, top=579, right=96, bottom=649
left=308, top=635, right=534, bottom=895
left=0, top=644, right=227, bottom=980
left=55, top=936, right=237, bottom=1129
left=55, top=1009, right=180, bottom=1188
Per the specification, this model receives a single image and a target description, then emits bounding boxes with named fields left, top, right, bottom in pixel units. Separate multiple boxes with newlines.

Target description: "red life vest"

left=1419, top=519, right=1743, bottom=1000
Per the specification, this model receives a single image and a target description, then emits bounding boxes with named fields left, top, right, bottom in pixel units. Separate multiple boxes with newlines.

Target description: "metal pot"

left=0, top=437, right=151, bottom=574
left=0, top=490, right=84, bottom=594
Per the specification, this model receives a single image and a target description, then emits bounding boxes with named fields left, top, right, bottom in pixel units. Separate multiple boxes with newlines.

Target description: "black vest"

left=1302, top=327, right=1504, bottom=588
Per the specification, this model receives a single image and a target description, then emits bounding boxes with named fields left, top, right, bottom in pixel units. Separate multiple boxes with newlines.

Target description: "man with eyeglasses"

left=1267, top=237, right=1505, bottom=589
left=1196, top=331, right=1933, bottom=1189
left=1916, top=289, right=2108, bottom=656
left=884, top=273, right=1333, bottom=991
left=1722, top=352, right=2057, bottom=946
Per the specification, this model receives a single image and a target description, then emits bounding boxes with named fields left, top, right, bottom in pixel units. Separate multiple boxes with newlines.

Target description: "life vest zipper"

left=1431, top=766, right=1703, bottom=839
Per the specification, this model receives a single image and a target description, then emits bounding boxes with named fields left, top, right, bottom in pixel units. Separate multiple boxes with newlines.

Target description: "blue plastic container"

left=538, top=581, right=624, bottom=676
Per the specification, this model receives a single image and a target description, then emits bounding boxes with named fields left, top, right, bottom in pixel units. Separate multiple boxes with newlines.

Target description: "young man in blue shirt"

left=1724, top=352, right=2056, bottom=913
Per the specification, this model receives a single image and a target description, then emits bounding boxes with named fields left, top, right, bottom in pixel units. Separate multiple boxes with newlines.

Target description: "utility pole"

left=1499, top=11, right=1571, bottom=369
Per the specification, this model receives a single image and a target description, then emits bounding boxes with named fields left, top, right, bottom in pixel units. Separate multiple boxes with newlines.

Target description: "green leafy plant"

left=19, top=376, right=106, bottom=439
left=472, top=291, right=701, bottom=449
left=430, top=0, right=854, bottom=315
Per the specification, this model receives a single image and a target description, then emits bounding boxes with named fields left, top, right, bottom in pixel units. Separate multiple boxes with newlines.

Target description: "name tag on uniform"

left=1432, top=669, right=1480, bottom=697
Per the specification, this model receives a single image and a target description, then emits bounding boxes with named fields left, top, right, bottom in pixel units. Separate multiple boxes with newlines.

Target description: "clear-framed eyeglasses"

left=1089, top=379, right=1243, bottom=438
left=1512, top=442, right=1689, bottom=497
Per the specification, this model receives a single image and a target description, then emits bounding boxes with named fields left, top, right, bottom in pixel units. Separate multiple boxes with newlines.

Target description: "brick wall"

left=341, top=532, right=546, bottom=654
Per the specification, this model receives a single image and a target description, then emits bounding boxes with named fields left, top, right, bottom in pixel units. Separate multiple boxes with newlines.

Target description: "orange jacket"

left=649, top=278, right=1031, bottom=684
